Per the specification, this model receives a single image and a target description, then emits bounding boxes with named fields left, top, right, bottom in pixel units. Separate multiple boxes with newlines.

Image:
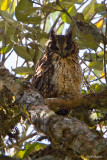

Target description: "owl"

left=33, top=29, right=82, bottom=98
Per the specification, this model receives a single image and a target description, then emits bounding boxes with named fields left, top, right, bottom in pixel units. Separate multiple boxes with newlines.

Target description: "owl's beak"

left=58, top=49, right=63, bottom=56
left=58, top=49, right=65, bottom=58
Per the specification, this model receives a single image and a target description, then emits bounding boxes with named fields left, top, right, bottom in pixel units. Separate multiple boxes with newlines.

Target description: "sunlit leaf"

left=50, top=11, right=60, bottom=22
left=95, top=84, right=104, bottom=92
left=89, top=61, right=103, bottom=70
left=94, top=69, right=103, bottom=77
left=90, top=83, right=104, bottom=93
left=0, top=42, right=13, bottom=54
left=68, top=5, right=77, bottom=17
left=57, top=24, right=64, bottom=34
left=84, top=52, right=96, bottom=61
left=23, top=142, right=47, bottom=158
left=14, top=46, right=35, bottom=61
left=61, top=5, right=77, bottom=24
left=17, top=150, right=26, bottom=158
left=61, top=13, right=71, bottom=23
left=89, top=75, right=95, bottom=81
left=0, top=0, right=11, bottom=11
left=60, top=0, right=83, bottom=5
left=44, top=19, right=51, bottom=32
left=101, top=71, right=105, bottom=79
left=40, top=38, right=48, bottom=48
left=82, top=0, right=96, bottom=20
left=95, top=18, right=104, bottom=29
left=13, top=67, right=34, bottom=75
left=81, top=90, right=87, bottom=94
left=98, top=50, right=107, bottom=59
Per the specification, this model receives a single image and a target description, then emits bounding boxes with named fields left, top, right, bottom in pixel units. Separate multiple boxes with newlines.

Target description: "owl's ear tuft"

left=66, top=28, right=72, bottom=40
left=49, top=29, right=56, bottom=40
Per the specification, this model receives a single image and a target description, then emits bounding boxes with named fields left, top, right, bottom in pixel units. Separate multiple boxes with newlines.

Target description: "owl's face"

left=45, top=29, right=76, bottom=58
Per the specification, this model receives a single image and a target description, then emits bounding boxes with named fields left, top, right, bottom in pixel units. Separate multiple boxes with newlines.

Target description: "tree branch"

left=0, top=67, right=107, bottom=159
left=28, top=104, right=107, bottom=159
left=45, top=87, right=107, bottom=111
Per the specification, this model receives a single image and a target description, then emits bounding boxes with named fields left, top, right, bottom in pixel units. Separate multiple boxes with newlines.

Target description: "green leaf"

left=15, top=0, right=32, bottom=20
left=57, top=24, right=64, bottom=34
left=82, top=0, right=96, bottom=20
left=94, top=3, right=106, bottom=14
left=94, top=69, right=103, bottom=77
left=0, top=42, right=13, bottom=54
left=89, top=61, right=103, bottom=70
left=44, top=19, right=51, bottom=32
left=61, top=13, right=71, bottom=23
left=84, top=52, right=96, bottom=61
left=15, top=0, right=41, bottom=24
left=68, top=5, right=77, bottom=17
left=40, top=38, right=48, bottom=48
left=13, top=67, right=34, bottom=75
left=0, top=0, right=11, bottom=11
left=23, top=25, right=37, bottom=35
left=21, top=7, right=41, bottom=15
left=76, top=21, right=102, bottom=50
left=23, top=142, right=47, bottom=158
left=17, top=150, right=26, bottom=159
left=81, top=90, right=87, bottom=94
left=60, top=0, right=83, bottom=6
left=61, top=5, right=77, bottom=24
left=41, top=2, right=58, bottom=13
left=89, top=75, right=95, bottom=81
left=78, top=33, right=98, bottom=50
left=0, top=10, right=16, bottom=24
left=50, top=11, right=60, bottom=22
left=90, top=83, right=104, bottom=93
left=22, top=16, right=41, bottom=24
left=14, top=46, right=35, bottom=61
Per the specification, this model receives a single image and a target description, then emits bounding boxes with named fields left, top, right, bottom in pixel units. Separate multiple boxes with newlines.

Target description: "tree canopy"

left=0, top=0, right=107, bottom=160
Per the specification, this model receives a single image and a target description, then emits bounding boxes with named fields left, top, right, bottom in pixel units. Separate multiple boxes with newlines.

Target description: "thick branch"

left=28, top=104, right=107, bottom=159
left=45, top=87, right=107, bottom=111
left=0, top=67, right=107, bottom=159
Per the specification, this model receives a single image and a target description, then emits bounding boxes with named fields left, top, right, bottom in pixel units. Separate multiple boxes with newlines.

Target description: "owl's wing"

left=32, top=52, right=54, bottom=98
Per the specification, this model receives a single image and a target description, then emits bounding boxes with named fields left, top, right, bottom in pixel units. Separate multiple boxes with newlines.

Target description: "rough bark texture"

left=0, top=67, right=107, bottom=160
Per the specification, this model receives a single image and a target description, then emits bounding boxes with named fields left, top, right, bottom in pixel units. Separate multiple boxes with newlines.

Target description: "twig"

left=51, top=14, right=60, bottom=29
left=79, top=56, right=104, bottom=84
left=42, top=13, right=49, bottom=32
left=7, top=132, right=38, bottom=149
left=5, top=49, right=14, bottom=61
left=103, top=3, right=107, bottom=83
left=77, top=0, right=89, bottom=11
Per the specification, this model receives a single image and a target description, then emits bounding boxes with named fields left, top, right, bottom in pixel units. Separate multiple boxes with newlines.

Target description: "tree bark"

left=0, top=67, right=107, bottom=159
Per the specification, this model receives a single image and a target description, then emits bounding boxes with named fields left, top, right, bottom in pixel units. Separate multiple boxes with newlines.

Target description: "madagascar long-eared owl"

left=33, top=29, right=83, bottom=98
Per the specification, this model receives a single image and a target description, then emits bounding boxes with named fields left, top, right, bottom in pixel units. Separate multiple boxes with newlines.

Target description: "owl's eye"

left=51, top=44, right=59, bottom=50
left=65, top=44, right=71, bottom=50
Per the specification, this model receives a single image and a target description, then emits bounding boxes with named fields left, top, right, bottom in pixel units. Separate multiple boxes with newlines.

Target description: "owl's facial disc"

left=47, top=29, right=75, bottom=58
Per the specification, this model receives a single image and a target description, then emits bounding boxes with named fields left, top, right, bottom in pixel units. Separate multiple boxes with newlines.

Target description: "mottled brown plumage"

left=33, top=29, right=82, bottom=98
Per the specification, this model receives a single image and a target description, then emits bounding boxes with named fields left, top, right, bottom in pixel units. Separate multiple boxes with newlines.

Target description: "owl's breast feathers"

left=33, top=51, right=83, bottom=98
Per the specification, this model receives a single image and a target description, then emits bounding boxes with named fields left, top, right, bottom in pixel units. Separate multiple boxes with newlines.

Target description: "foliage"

left=0, top=0, right=107, bottom=159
